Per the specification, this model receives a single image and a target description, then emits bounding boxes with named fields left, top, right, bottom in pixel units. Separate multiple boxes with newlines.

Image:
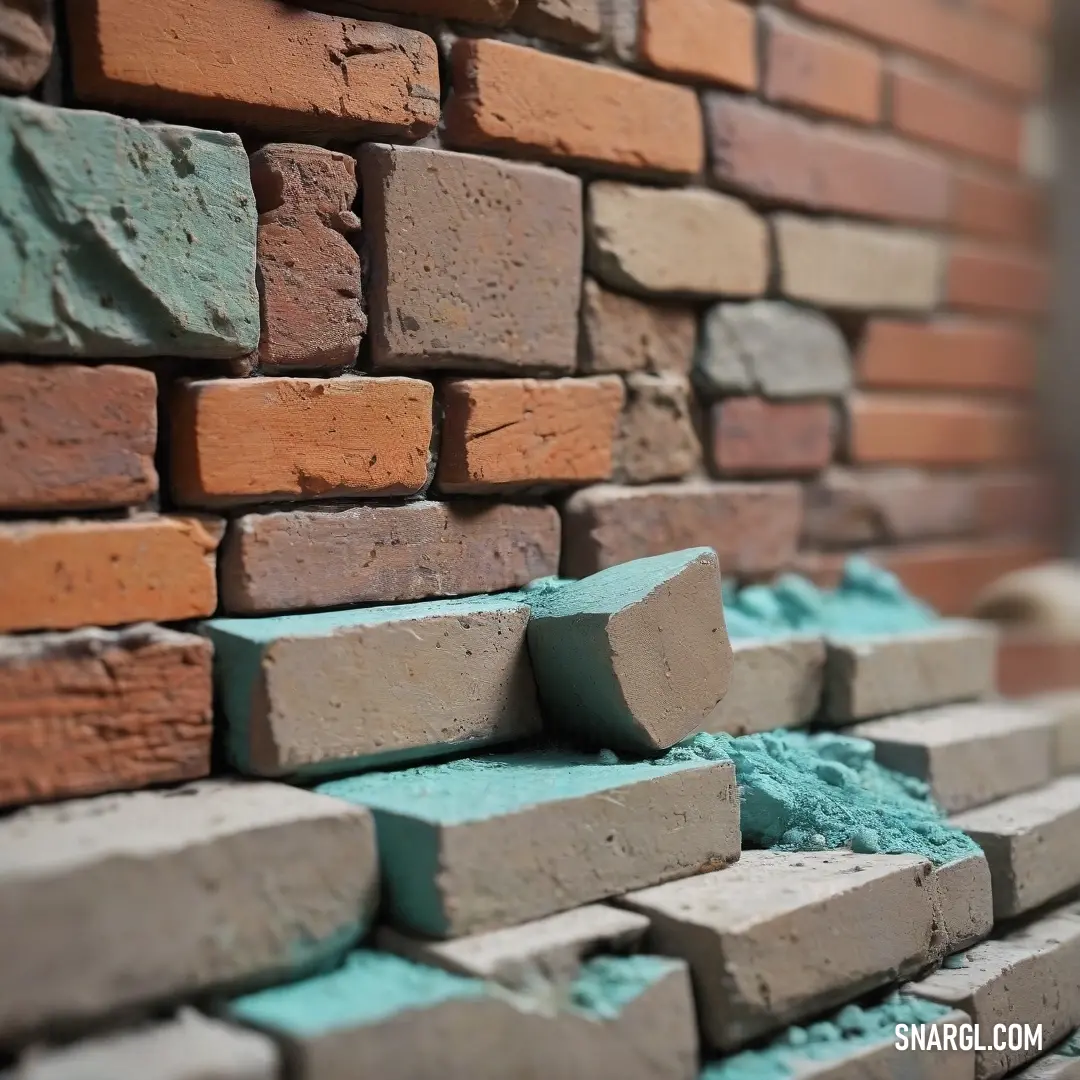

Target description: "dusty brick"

left=0, top=363, right=157, bottom=513
left=220, top=500, right=561, bottom=615
left=761, top=9, right=883, bottom=124
left=614, top=373, right=701, bottom=484
left=437, top=377, right=624, bottom=493
left=976, top=471, right=1063, bottom=540
left=0, top=625, right=211, bottom=810
left=250, top=145, right=364, bottom=373
left=952, top=168, right=1046, bottom=246
left=68, top=0, right=440, bottom=140
left=0, top=516, right=222, bottom=634
left=0, top=0, right=53, bottom=91
left=605, top=0, right=640, bottom=63
left=774, top=215, right=943, bottom=311
left=889, top=61, right=1024, bottom=169
left=360, top=144, right=581, bottom=375
left=562, top=480, right=803, bottom=577
left=704, top=95, right=951, bottom=225
left=711, top=398, right=834, bottom=477
left=998, top=633, right=1080, bottom=697
left=588, top=182, right=769, bottom=298
left=444, top=37, right=703, bottom=175
left=639, top=0, right=756, bottom=89
left=512, top=0, right=603, bottom=44
left=946, top=243, right=1051, bottom=318
left=579, top=280, right=697, bottom=375
left=170, top=376, right=432, bottom=508
left=354, top=0, right=517, bottom=23
left=849, top=394, right=1037, bottom=467
left=857, top=318, right=1039, bottom=393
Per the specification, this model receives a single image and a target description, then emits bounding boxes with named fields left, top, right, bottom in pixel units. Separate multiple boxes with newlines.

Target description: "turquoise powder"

left=1059, top=1028, right=1080, bottom=1057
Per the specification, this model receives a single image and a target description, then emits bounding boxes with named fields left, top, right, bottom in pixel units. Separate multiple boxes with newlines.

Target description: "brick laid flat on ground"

left=170, top=376, right=433, bottom=507
left=444, top=37, right=703, bottom=175
left=0, top=0, right=54, bottom=91
left=821, top=622, right=999, bottom=724
left=562, top=481, right=803, bottom=578
left=0, top=97, right=258, bottom=358
left=203, top=595, right=542, bottom=778
left=69, top=0, right=439, bottom=140
left=621, top=849, right=937, bottom=1051
left=908, top=902, right=1080, bottom=1080
left=615, top=373, right=700, bottom=484
left=317, top=746, right=739, bottom=938
left=638, top=0, right=756, bottom=89
left=0, top=363, right=158, bottom=512
left=930, top=851, right=995, bottom=956
left=953, top=776, right=1080, bottom=919
left=525, top=549, right=733, bottom=752
left=851, top=701, right=1055, bottom=813
left=360, top=144, right=582, bottom=374
left=437, top=377, right=624, bottom=493
left=0, top=780, right=379, bottom=1044
left=588, top=183, right=769, bottom=298
left=250, top=144, right=365, bottom=373
left=0, top=625, right=212, bottom=810
left=219, top=500, right=560, bottom=615
left=711, top=398, right=834, bottom=476
left=0, top=516, right=223, bottom=634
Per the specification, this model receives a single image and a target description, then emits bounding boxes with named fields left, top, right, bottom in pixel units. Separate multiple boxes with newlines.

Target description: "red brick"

left=998, top=633, right=1080, bottom=697
left=951, top=169, right=1046, bottom=246
left=170, top=376, right=433, bottom=508
left=354, top=0, right=516, bottom=23
left=68, top=0, right=440, bottom=140
left=946, top=243, right=1051, bottom=318
left=0, top=626, right=212, bottom=810
left=0, top=516, right=223, bottom=634
left=976, top=471, right=1064, bottom=540
left=704, top=95, right=950, bottom=224
left=761, top=9, right=883, bottom=124
left=712, top=398, right=834, bottom=476
left=849, top=394, right=1038, bottom=467
left=787, top=0, right=1044, bottom=97
left=976, top=0, right=1051, bottom=34
left=889, top=61, right=1024, bottom=169
left=857, top=319, right=1038, bottom=393
left=443, top=38, right=703, bottom=176
left=0, top=0, right=54, bottom=91
left=437, top=377, right=625, bottom=493
left=0, top=363, right=157, bottom=513
left=639, top=0, right=757, bottom=89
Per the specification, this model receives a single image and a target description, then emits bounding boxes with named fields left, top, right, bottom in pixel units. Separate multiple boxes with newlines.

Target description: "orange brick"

left=976, top=471, right=1063, bottom=539
left=946, top=242, right=1051, bottom=317
left=761, top=9, right=883, bottom=124
left=998, top=633, right=1080, bottom=697
left=712, top=398, right=834, bottom=476
left=849, top=394, right=1038, bottom=467
left=952, top=168, right=1046, bottom=246
left=437, top=377, right=625, bottom=493
left=889, top=61, right=1024, bottom=169
left=170, top=376, right=433, bottom=508
left=68, top=0, right=440, bottom=140
left=639, top=0, right=756, bottom=89
left=0, top=516, right=223, bottom=634
left=976, top=0, right=1051, bottom=34
left=443, top=38, right=703, bottom=176
left=705, top=95, right=950, bottom=224
left=787, top=0, right=1043, bottom=97
left=857, top=319, right=1038, bottom=393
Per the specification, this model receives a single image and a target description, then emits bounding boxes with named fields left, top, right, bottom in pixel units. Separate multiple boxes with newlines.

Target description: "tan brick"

left=930, top=852, right=995, bottom=957
left=0, top=625, right=212, bottom=810
left=761, top=9, right=882, bottom=124
left=170, top=376, right=432, bottom=508
left=947, top=242, right=1051, bottom=318
left=588, top=183, right=769, bottom=298
left=614, top=373, right=700, bottom=484
left=774, top=215, right=943, bottom=311
left=639, top=0, right=756, bottom=89
left=562, top=480, right=803, bottom=577
left=0, top=363, right=157, bottom=512
left=857, top=318, right=1038, bottom=393
left=0, top=0, right=53, bottom=91
left=952, top=168, right=1046, bottom=246
left=69, top=0, right=439, bottom=139
left=220, top=501, right=561, bottom=615
left=704, top=95, right=951, bottom=225
left=711, top=398, right=833, bottom=477
left=512, top=0, right=602, bottom=44
left=998, top=633, right=1080, bottom=698
left=444, top=37, right=703, bottom=175
left=976, top=471, right=1063, bottom=540
left=0, top=516, right=222, bottom=634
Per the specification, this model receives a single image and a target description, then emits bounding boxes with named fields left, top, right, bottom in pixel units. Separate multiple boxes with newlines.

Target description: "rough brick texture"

left=250, top=145, right=365, bottom=373
left=513, top=0, right=602, bottom=45
left=614, top=374, right=701, bottom=483
left=437, top=377, right=624, bottom=493
left=712, top=398, right=834, bottom=476
left=638, top=0, right=756, bottom=89
left=0, top=0, right=53, bottom=90
left=0, top=516, right=223, bottom=634
left=0, top=626, right=212, bottom=810
left=947, top=243, right=1051, bottom=318
left=952, top=170, right=1046, bottom=246
left=562, top=481, right=803, bottom=577
left=444, top=38, right=703, bottom=175
left=357, top=0, right=517, bottom=23
left=0, top=364, right=158, bottom=512
left=68, top=0, right=440, bottom=140
left=170, top=376, right=433, bottom=507
left=360, top=144, right=582, bottom=374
